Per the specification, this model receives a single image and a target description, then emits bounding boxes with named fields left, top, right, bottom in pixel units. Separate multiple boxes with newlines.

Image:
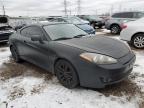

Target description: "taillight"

left=121, top=24, right=127, bottom=29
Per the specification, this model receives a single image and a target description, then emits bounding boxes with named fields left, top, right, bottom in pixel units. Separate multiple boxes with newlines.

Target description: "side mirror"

left=31, top=35, right=42, bottom=41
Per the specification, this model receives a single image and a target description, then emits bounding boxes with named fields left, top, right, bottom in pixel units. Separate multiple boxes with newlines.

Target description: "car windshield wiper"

left=73, top=34, right=87, bottom=38
left=54, top=37, right=72, bottom=41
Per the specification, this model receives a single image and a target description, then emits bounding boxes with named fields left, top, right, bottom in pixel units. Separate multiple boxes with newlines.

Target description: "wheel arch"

left=9, top=44, right=13, bottom=49
left=54, top=57, right=80, bottom=81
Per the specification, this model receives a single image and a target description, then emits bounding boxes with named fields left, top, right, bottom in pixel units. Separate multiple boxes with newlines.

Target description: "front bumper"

left=75, top=51, right=136, bottom=88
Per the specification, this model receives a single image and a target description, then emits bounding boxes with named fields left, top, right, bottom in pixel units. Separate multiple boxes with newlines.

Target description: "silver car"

left=105, top=12, right=144, bottom=34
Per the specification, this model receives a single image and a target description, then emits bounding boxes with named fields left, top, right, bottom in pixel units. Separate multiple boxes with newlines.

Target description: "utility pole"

left=0, top=0, right=5, bottom=15
left=77, top=0, right=81, bottom=15
left=64, top=0, right=68, bottom=16
left=110, top=4, right=113, bottom=16
left=96, top=9, right=98, bottom=15
left=2, top=5, right=5, bottom=15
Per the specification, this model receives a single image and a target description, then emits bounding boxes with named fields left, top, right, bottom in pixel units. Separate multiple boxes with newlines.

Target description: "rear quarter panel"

left=120, top=22, right=144, bottom=41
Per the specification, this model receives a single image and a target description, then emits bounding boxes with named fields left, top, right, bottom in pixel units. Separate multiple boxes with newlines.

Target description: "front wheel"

left=131, top=33, right=144, bottom=49
left=55, top=60, right=79, bottom=89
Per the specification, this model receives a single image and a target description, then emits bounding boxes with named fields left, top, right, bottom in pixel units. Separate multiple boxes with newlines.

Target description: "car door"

left=20, top=26, right=51, bottom=70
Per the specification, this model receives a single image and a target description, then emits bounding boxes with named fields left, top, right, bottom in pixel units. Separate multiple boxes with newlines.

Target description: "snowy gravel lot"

left=0, top=31, right=144, bottom=108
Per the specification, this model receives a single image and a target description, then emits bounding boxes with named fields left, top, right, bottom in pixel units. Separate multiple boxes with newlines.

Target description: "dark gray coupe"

left=9, top=23, right=136, bottom=88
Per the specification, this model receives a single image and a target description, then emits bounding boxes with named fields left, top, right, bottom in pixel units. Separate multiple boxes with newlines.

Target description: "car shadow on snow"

left=0, top=58, right=53, bottom=81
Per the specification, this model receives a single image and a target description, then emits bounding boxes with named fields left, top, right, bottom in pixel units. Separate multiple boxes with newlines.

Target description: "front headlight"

left=80, top=53, right=117, bottom=64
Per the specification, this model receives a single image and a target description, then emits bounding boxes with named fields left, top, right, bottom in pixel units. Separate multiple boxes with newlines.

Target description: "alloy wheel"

left=55, top=60, right=79, bottom=88
left=133, top=35, right=144, bottom=48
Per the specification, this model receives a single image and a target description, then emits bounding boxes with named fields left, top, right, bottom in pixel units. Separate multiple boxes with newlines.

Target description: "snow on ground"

left=0, top=47, right=11, bottom=66
left=96, top=29, right=111, bottom=35
left=0, top=35, right=144, bottom=108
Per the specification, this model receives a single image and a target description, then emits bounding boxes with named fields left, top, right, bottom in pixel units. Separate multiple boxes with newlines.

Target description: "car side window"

left=122, top=12, right=133, bottom=18
left=112, top=13, right=118, bottom=18
left=21, top=26, right=44, bottom=38
left=20, top=27, right=30, bottom=37
left=112, top=13, right=121, bottom=18
left=57, top=18, right=66, bottom=22
left=133, top=12, right=144, bottom=18
left=112, top=13, right=133, bottom=18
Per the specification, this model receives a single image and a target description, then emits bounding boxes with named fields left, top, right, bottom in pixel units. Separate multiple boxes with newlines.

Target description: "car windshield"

left=44, top=24, right=88, bottom=40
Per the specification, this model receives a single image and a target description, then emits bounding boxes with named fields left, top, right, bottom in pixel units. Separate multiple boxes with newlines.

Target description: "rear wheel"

left=110, top=25, right=121, bottom=34
left=55, top=59, right=79, bottom=89
left=98, top=25, right=102, bottom=29
left=10, top=46, right=22, bottom=63
left=132, top=33, right=144, bottom=49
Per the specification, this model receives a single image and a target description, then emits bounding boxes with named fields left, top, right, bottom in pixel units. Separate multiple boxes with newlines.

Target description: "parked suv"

left=78, top=15, right=105, bottom=29
left=105, top=12, right=144, bottom=34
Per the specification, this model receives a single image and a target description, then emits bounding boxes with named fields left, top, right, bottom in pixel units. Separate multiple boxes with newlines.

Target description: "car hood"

left=57, top=36, right=130, bottom=59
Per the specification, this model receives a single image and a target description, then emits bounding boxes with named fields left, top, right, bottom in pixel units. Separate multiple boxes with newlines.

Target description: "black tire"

left=110, top=24, right=121, bottom=34
left=131, top=33, right=144, bottom=49
left=55, top=59, right=79, bottom=89
left=10, top=46, right=22, bottom=63
left=90, top=23, right=95, bottom=29
left=98, top=25, right=102, bottom=29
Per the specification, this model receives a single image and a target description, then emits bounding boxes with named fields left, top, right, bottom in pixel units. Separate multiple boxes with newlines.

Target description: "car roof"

left=113, top=11, right=144, bottom=14
left=27, top=22, right=71, bottom=27
left=47, top=16, right=79, bottom=19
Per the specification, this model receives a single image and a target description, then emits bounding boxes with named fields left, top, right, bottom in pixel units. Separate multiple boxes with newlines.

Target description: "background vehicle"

left=0, top=25, right=14, bottom=43
left=120, top=17, right=144, bottom=49
left=78, top=15, right=105, bottom=29
left=105, top=12, right=144, bottom=34
left=46, top=16, right=95, bottom=34
left=0, top=15, right=14, bottom=43
left=9, top=23, right=135, bottom=89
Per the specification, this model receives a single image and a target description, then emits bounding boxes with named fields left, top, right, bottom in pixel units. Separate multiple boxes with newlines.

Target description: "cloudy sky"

left=0, top=0, right=144, bottom=16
